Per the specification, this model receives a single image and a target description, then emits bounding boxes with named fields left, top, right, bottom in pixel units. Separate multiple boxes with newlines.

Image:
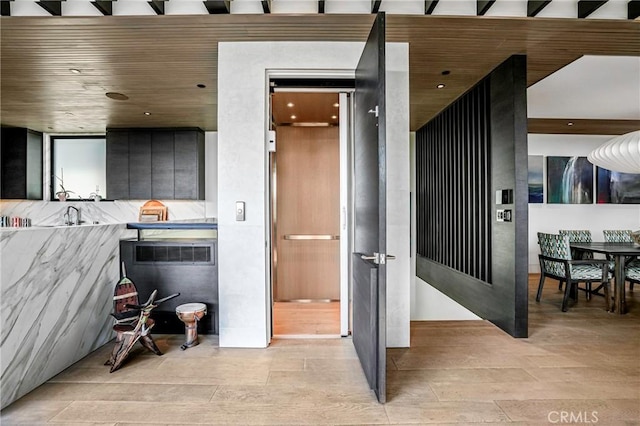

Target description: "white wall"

left=217, top=41, right=411, bottom=348
left=409, top=133, right=481, bottom=321
left=528, top=134, right=640, bottom=272
left=205, top=132, right=218, bottom=219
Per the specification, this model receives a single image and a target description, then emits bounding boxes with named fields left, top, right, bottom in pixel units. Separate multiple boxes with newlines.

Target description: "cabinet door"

left=128, top=130, right=152, bottom=199
left=174, top=130, right=204, bottom=200
left=151, top=131, right=175, bottom=199
left=106, top=131, right=130, bottom=200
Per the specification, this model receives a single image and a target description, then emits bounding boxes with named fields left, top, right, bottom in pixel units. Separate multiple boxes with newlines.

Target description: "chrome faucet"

left=64, top=206, right=81, bottom=226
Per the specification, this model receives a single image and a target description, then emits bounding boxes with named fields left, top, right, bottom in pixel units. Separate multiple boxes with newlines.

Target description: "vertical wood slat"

left=415, top=79, right=492, bottom=283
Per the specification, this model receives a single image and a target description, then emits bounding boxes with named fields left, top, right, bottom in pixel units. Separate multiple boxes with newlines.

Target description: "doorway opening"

left=268, top=78, right=354, bottom=338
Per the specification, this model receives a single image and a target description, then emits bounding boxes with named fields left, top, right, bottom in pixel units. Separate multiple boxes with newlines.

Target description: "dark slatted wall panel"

left=416, top=79, right=492, bottom=283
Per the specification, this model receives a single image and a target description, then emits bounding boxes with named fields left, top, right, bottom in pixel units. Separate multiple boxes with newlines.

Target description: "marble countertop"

left=126, top=222, right=217, bottom=230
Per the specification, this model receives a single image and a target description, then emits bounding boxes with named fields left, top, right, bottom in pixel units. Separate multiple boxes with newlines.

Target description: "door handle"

left=360, top=253, right=396, bottom=264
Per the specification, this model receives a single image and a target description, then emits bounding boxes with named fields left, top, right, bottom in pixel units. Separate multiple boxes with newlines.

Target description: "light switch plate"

left=236, top=201, right=245, bottom=221
left=497, top=209, right=512, bottom=222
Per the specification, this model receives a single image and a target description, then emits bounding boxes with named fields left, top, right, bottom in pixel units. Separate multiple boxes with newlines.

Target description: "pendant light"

left=587, top=130, right=640, bottom=174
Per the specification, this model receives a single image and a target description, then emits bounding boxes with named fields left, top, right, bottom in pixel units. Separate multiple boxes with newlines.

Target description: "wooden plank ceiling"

left=0, top=14, right=638, bottom=134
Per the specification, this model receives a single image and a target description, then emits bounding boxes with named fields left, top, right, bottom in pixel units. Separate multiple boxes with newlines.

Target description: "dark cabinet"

left=106, top=128, right=204, bottom=200
left=128, top=131, right=152, bottom=199
left=105, top=130, right=130, bottom=200
left=0, top=128, right=43, bottom=200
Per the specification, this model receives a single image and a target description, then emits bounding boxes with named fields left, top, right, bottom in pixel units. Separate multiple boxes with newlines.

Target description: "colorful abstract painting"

left=596, top=167, right=640, bottom=204
left=547, top=156, right=593, bottom=204
left=528, top=155, right=544, bottom=203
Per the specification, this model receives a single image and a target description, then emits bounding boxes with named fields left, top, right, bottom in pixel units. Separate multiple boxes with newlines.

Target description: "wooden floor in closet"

left=272, top=301, right=341, bottom=336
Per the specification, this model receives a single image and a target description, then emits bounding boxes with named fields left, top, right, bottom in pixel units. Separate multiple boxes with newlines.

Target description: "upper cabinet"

left=106, top=128, right=204, bottom=200
left=0, top=127, right=43, bottom=200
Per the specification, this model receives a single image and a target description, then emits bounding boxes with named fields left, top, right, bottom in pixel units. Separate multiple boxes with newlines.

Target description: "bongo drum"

left=175, top=303, right=207, bottom=350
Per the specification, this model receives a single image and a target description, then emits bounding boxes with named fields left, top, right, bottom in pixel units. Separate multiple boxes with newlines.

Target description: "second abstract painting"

left=547, top=156, right=594, bottom=204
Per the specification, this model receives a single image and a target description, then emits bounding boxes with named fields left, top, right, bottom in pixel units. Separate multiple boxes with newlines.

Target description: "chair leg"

left=109, top=332, right=140, bottom=373
left=140, top=334, right=163, bottom=356
left=630, top=281, right=635, bottom=291
left=561, top=281, right=573, bottom=312
left=586, top=282, right=592, bottom=300
left=105, top=331, right=124, bottom=366
left=536, top=274, right=546, bottom=302
left=558, top=280, right=563, bottom=291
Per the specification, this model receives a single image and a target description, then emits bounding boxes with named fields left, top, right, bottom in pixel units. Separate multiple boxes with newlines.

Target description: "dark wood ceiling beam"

left=425, top=0, right=439, bottom=14
left=629, top=0, right=640, bottom=19
left=37, top=1, right=62, bottom=16
left=1, top=1, right=11, bottom=17
left=578, top=0, right=607, bottom=18
left=91, top=1, right=112, bottom=16
left=148, top=0, right=164, bottom=15
left=318, top=0, right=324, bottom=13
left=477, top=0, right=495, bottom=15
left=527, top=0, right=551, bottom=16
left=261, top=0, right=271, bottom=13
left=528, top=118, right=640, bottom=135
left=203, top=1, right=230, bottom=14
left=372, top=0, right=381, bottom=13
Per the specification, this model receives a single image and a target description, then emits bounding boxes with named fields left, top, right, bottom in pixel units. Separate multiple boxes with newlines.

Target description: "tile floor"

left=1, top=275, right=639, bottom=425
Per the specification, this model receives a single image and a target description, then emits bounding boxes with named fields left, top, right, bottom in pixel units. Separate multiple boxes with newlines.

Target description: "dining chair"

left=558, top=230, right=594, bottom=293
left=537, top=232, right=611, bottom=312
left=603, top=229, right=640, bottom=291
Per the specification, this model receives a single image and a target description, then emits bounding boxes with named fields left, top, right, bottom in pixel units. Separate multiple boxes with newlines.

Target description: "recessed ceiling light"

left=106, top=92, right=129, bottom=101
left=197, top=83, right=206, bottom=88
left=567, top=122, right=574, bottom=126
left=287, top=102, right=294, bottom=108
left=144, top=112, right=151, bottom=116
left=331, top=115, right=337, bottom=119
left=436, top=84, right=445, bottom=89
left=333, top=103, right=339, bottom=108
left=69, top=68, right=81, bottom=74
left=291, top=115, right=297, bottom=120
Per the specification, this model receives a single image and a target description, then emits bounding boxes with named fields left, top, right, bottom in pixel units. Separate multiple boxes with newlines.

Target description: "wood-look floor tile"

left=19, top=382, right=217, bottom=403
left=388, top=367, right=536, bottom=385
left=50, top=401, right=389, bottom=424
left=267, top=370, right=369, bottom=388
left=212, top=384, right=375, bottom=405
left=0, top=400, right=72, bottom=425
left=304, top=357, right=363, bottom=372
left=384, top=401, right=510, bottom=424
left=496, top=399, right=639, bottom=423
left=525, top=366, right=639, bottom=383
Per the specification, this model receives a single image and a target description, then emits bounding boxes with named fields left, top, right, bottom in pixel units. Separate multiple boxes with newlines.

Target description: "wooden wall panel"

left=275, top=125, right=340, bottom=301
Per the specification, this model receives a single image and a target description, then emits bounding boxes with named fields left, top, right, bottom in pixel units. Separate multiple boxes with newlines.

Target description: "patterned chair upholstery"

left=603, top=230, right=634, bottom=243
left=558, top=230, right=594, bottom=293
left=537, top=232, right=611, bottom=312
left=603, top=229, right=640, bottom=290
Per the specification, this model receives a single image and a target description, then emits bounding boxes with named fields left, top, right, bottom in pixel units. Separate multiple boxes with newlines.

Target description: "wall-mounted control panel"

left=495, top=189, right=513, bottom=205
left=496, top=209, right=512, bottom=222
left=236, top=201, right=245, bottom=221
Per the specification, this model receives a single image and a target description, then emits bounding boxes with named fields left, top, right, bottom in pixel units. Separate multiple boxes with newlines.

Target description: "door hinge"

left=368, top=106, right=379, bottom=118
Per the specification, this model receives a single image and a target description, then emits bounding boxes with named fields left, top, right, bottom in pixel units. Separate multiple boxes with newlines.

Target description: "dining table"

left=570, top=242, right=640, bottom=314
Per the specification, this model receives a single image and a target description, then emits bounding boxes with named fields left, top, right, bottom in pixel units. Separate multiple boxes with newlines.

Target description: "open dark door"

left=352, top=13, right=387, bottom=404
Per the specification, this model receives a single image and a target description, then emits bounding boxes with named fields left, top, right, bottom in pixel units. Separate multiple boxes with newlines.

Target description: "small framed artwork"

left=547, top=156, right=593, bottom=204
left=528, top=155, right=544, bottom=203
left=596, top=167, right=640, bottom=204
